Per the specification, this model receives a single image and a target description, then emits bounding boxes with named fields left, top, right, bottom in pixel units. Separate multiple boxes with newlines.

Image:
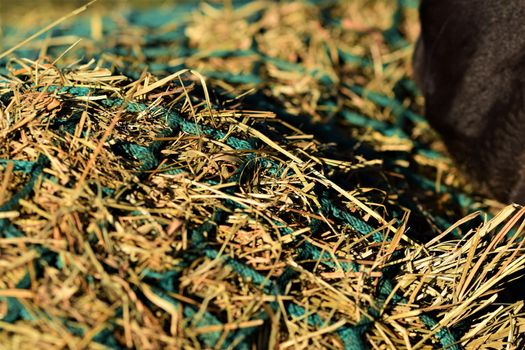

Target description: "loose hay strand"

left=0, top=1, right=97, bottom=60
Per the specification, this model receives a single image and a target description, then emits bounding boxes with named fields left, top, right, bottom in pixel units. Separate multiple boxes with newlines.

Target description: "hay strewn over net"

left=1, top=1, right=524, bottom=349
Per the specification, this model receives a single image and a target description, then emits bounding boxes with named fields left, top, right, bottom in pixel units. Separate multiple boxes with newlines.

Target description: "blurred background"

left=0, top=0, right=201, bottom=30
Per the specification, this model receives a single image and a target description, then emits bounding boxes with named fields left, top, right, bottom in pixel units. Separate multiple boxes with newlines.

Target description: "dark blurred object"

left=414, top=0, right=525, bottom=204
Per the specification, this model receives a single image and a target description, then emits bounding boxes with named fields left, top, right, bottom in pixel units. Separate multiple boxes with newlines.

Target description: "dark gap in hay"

left=236, top=89, right=462, bottom=243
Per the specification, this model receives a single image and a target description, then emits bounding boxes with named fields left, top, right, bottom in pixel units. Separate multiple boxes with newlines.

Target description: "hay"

left=1, top=1, right=524, bottom=349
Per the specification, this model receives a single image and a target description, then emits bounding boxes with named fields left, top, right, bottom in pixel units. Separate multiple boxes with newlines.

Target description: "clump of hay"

left=1, top=1, right=524, bottom=349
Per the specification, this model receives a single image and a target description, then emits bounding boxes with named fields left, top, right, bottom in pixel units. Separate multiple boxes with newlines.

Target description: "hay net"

left=1, top=0, right=524, bottom=349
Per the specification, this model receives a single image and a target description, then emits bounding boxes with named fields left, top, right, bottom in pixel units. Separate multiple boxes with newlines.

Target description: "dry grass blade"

left=0, top=1, right=97, bottom=60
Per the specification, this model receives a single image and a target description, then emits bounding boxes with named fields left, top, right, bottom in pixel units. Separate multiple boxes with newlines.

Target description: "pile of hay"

left=1, top=1, right=524, bottom=349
